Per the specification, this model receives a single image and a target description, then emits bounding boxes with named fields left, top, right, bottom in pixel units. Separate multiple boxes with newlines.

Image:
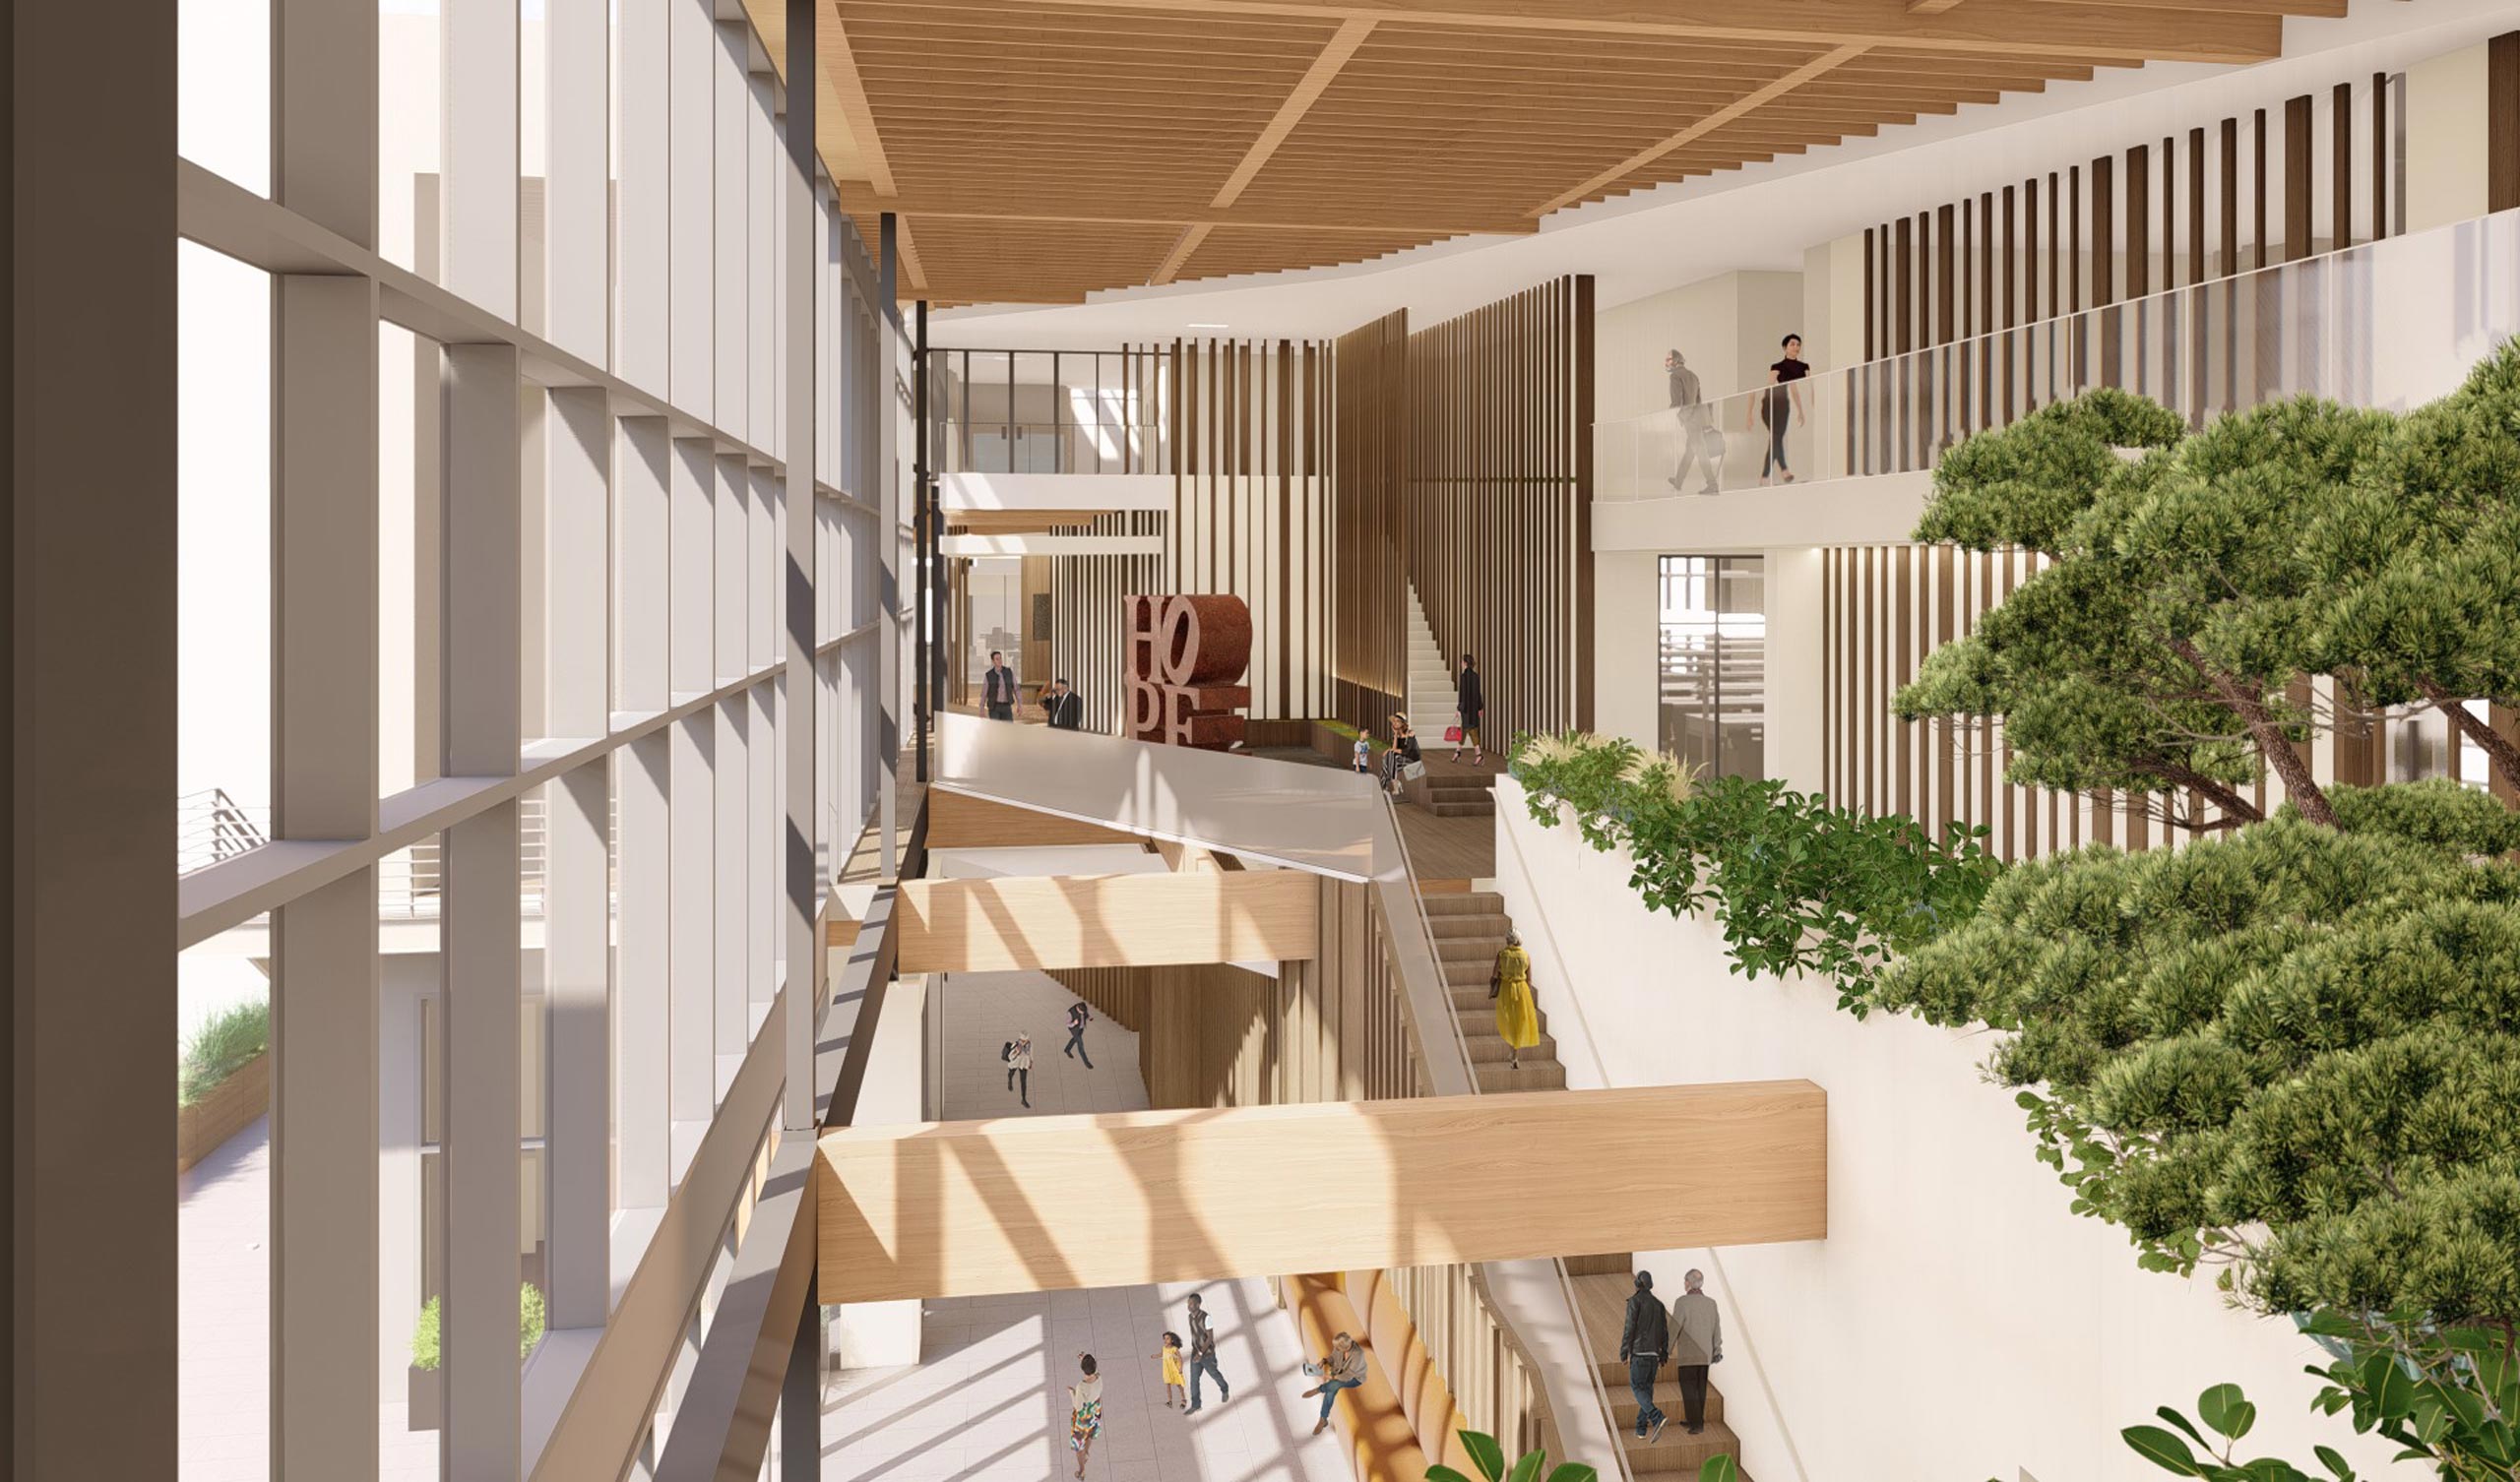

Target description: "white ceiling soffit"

left=932, top=0, right=2520, bottom=346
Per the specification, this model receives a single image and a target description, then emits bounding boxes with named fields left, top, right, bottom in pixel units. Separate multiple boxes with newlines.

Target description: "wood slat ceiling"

left=747, top=0, right=2339, bottom=306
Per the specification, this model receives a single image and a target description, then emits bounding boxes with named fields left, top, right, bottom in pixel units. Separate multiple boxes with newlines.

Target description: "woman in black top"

left=1454, top=652, right=1485, bottom=764
left=1752, top=333, right=1809, bottom=484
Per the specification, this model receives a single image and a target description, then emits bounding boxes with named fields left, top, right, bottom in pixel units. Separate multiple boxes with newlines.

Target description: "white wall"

left=1489, top=779, right=2421, bottom=1482
left=2407, top=41, right=2491, bottom=233
left=1593, top=551, right=1660, bottom=752
left=1595, top=271, right=1808, bottom=423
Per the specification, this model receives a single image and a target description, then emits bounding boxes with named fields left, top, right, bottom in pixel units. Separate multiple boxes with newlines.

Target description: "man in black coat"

left=1042, top=678, right=1085, bottom=730
left=981, top=649, right=1018, bottom=720
left=1618, top=1269, right=1670, bottom=1444
left=1453, top=654, right=1485, bottom=765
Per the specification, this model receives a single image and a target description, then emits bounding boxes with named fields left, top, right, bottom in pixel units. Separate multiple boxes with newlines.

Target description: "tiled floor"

left=177, top=1117, right=441, bottom=1481
left=822, top=969, right=1354, bottom=1482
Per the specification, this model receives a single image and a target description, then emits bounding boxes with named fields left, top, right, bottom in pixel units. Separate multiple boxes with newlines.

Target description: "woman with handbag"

left=1379, top=714, right=1421, bottom=796
left=1452, top=653, right=1484, bottom=764
left=1489, top=931, right=1540, bottom=1072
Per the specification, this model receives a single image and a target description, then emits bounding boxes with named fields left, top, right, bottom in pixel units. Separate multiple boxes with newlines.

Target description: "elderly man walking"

left=1618, top=1270, right=1669, bottom=1444
left=1670, top=1268, right=1725, bottom=1435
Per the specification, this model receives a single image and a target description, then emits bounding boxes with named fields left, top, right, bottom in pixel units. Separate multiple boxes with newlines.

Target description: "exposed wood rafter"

left=1533, top=44, right=1869, bottom=216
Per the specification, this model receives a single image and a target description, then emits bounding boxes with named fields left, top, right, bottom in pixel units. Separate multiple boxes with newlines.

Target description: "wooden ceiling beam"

left=820, top=12, right=898, bottom=196
left=1150, top=223, right=1216, bottom=285
left=1007, top=0, right=2283, bottom=65
left=1532, top=43, right=1867, bottom=216
left=830, top=182, right=1536, bottom=236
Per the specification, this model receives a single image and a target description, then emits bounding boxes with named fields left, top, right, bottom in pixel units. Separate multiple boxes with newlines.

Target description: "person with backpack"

left=1063, top=999, right=1094, bottom=1069
left=1002, top=1031, right=1033, bottom=1108
left=1620, top=1269, right=1670, bottom=1445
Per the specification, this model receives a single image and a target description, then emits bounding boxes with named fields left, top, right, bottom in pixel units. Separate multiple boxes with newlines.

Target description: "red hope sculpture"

left=1123, top=595, right=1252, bottom=749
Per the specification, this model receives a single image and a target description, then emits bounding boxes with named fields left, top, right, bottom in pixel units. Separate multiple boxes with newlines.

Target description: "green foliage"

left=2128, top=1352, right=2520, bottom=1482
left=1508, top=732, right=1997, bottom=1014
left=2307, top=338, right=2520, bottom=785
left=410, top=1284, right=549, bottom=1371
left=1697, top=1458, right=1739, bottom=1482
left=1874, top=812, right=2520, bottom=1325
left=1428, top=1429, right=1597, bottom=1482
left=1902, top=391, right=2401, bottom=829
left=177, top=998, right=270, bottom=1108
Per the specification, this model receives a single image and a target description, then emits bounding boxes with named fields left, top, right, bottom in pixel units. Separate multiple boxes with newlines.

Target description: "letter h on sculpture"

left=1123, top=595, right=1252, bottom=750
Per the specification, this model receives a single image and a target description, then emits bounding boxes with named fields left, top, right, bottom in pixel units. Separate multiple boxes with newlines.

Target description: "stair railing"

left=1371, top=788, right=1637, bottom=1482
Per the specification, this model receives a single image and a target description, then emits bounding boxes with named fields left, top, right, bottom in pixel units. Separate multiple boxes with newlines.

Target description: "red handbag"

left=1444, top=725, right=1466, bottom=742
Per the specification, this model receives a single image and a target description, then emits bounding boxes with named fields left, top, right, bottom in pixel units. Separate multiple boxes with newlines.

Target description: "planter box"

left=176, top=1048, right=270, bottom=1173
left=407, top=1364, right=442, bottom=1432
left=1311, top=719, right=1367, bottom=766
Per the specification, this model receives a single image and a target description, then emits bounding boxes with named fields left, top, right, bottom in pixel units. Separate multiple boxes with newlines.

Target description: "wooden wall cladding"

left=1047, top=513, right=1164, bottom=734
left=1858, top=76, right=2406, bottom=363
left=1404, top=276, right=1596, bottom=744
left=811, top=1081, right=1829, bottom=1302
left=1333, top=310, right=1411, bottom=736
left=1166, top=338, right=1339, bottom=721
left=896, top=870, right=1318, bottom=973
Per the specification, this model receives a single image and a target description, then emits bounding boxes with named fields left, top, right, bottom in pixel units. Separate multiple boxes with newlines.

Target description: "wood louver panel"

left=740, top=0, right=2340, bottom=305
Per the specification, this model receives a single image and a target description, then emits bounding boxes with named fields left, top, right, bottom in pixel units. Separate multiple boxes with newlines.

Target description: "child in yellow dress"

left=1155, top=1331, right=1187, bottom=1410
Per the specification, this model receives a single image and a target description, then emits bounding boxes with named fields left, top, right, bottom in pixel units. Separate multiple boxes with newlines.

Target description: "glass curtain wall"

left=1658, top=556, right=1768, bottom=780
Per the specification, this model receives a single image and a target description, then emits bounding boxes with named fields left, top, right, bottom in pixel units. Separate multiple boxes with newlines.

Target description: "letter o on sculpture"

left=1157, top=595, right=1252, bottom=686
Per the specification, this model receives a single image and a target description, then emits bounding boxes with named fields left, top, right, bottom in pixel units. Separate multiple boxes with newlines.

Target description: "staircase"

left=1406, top=588, right=1459, bottom=742
left=1422, top=891, right=1566, bottom=1094
left=1564, top=1253, right=1753, bottom=1477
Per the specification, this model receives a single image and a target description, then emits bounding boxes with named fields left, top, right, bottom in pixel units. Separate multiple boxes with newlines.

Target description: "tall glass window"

left=1658, top=555, right=1767, bottom=780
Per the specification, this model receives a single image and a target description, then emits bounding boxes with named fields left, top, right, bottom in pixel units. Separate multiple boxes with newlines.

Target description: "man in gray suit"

left=1670, top=1268, right=1724, bottom=1435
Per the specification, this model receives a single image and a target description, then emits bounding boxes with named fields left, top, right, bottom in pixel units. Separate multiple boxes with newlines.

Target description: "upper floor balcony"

left=1594, top=207, right=2520, bottom=551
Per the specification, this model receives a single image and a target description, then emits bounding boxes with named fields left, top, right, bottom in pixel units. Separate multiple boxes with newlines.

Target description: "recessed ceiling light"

left=1188, top=322, right=1228, bottom=329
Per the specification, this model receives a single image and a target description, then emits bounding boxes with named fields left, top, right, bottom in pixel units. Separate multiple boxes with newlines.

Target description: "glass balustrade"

left=929, top=346, right=1171, bottom=475
left=1597, top=210, right=2520, bottom=499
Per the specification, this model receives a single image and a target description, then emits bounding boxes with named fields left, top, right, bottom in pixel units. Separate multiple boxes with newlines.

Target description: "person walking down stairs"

left=1488, top=931, right=1542, bottom=1072
left=1619, top=1271, right=1670, bottom=1446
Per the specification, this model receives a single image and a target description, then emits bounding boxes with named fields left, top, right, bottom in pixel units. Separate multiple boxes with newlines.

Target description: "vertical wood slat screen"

left=1046, top=513, right=1163, bottom=734
left=1856, top=75, right=2414, bottom=363
left=1403, top=276, right=1595, bottom=745
left=1821, top=544, right=2346, bottom=862
left=1043, top=340, right=1333, bottom=731
left=1332, top=310, right=1410, bottom=735
left=1166, top=338, right=1338, bottom=721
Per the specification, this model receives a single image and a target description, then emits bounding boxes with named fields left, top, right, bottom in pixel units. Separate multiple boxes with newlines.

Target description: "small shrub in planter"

left=408, top=1284, right=549, bottom=1431
left=177, top=999, right=269, bottom=1108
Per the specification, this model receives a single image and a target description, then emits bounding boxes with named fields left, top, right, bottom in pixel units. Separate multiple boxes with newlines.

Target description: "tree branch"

left=2162, top=636, right=2336, bottom=827
left=2420, top=681, right=2520, bottom=795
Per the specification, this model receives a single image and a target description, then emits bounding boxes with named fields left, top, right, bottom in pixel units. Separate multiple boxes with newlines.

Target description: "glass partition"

left=1657, top=557, right=1767, bottom=779
left=1598, top=210, right=2520, bottom=499
left=930, top=347, right=1170, bottom=474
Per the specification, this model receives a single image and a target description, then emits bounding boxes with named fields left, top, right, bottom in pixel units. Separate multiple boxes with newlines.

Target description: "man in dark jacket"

left=1453, top=654, right=1485, bottom=764
left=981, top=649, right=1018, bottom=720
left=1042, top=678, right=1085, bottom=731
left=1063, top=998, right=1094, bottom=1069
left=1618, top=1269, right=1670, bottom=1444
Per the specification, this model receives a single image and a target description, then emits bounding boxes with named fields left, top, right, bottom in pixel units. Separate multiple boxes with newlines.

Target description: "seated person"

left=1378, top=715, right=1420, bottom=795
left=1299, top=1331, right=1369, bottom=1437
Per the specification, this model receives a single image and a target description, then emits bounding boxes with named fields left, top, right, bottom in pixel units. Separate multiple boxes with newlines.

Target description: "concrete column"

left=440, top=341, right=525, bottom=1478
left=616, top=418, right=672, bottom=1208
left=784, top=0, right=820, bottom=1125
left=543, top=388, right=611, bottom=1330
left=877, top=215, right=900, bottom=878
left=5, top=5, right=179, bottom=1470
left=669, top=439, right=718, bottom=1157
left=440, top=0, right=520, bottom=320
left=271, top=271, right=385, bottom=1478
left=544, top=0, right=608, bottom=366
left=667, top=0, right=715, bottom=420
left=616, top=0, right=669, bottom=395
left=714, top=21, right=749, bottom=442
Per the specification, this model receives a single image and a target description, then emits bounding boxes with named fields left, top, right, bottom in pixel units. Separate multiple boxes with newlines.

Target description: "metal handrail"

left=1374, top=786, right=1636, bottom=1482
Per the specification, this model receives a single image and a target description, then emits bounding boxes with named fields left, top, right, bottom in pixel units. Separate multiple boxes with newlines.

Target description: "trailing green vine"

left=1507, top=732, right=1998, bottom=1013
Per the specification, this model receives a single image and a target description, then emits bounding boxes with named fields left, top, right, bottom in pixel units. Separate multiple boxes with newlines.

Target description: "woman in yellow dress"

left=1489, top=931, right=1541, bottom=1071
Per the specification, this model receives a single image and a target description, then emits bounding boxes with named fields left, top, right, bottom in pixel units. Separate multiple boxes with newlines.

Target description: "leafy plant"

left=1509, top=731, right=1997, bottom=1013
left=1698, top=1457, right=1739, bottom=1482
left=1427, top=1428, right=1598, bottom=1482
left=177, top=998, right=270, bottom=1108
left=410, top=1283, right=549, bottom=1370
left=2120, top=1382, right=2352, bottom=1479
